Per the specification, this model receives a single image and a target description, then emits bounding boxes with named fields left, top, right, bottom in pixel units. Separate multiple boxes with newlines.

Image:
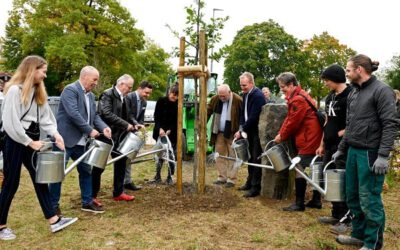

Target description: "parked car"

left=144, top=100, right=156, bottom=123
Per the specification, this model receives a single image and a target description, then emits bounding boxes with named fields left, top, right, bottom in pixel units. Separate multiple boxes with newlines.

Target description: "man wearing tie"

left=49, top=66, right=112, bottom=214
left=124, top=81, right=153, bottom=191
left=234, top=72, right=266, bottom=197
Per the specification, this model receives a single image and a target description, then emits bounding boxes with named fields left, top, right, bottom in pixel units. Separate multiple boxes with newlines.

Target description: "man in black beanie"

left=314, top=64, right=353, bottom=233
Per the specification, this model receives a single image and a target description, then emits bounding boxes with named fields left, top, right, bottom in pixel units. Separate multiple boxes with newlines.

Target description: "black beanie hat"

left=321, top=64, right=346, bottom=83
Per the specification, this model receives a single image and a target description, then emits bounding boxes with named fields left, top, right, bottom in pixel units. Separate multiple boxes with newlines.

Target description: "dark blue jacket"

left=240, top=87, right=266, bottom=134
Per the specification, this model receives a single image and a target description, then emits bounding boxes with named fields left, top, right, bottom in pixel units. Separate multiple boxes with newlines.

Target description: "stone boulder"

left=258, top=103, right=297, bottom=199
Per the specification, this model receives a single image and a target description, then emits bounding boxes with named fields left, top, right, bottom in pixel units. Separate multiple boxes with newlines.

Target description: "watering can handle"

left=323, top=160, right=336, bottom=172
left=311, top=155, right=323, bottom=167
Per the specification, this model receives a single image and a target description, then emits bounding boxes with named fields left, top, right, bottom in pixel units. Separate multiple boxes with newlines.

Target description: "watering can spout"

left=290, top=156, right=327, bottom=196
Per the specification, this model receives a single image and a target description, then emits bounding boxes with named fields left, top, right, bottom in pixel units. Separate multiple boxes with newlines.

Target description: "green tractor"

left=167, top=73, right=218, bottom=159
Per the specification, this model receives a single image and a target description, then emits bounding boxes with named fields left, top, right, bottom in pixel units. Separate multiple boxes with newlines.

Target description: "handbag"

left=298, top=94, right=326, bottom=128
left=20, top=93, right=40, bottom=140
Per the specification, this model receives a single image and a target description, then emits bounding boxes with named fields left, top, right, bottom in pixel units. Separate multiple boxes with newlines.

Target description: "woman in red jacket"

left=274, top=72, right=323, bottom=212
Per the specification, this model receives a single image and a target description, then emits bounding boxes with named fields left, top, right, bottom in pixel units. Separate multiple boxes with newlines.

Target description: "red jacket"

left=279, top=86, right=322, bottom=155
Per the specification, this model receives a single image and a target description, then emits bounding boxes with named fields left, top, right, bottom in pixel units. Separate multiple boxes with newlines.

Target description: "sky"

left=1, top=0, right=399, bottom=82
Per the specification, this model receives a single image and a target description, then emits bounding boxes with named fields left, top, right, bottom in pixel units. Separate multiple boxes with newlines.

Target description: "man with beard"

left=334, top=55, right=398, bottom=250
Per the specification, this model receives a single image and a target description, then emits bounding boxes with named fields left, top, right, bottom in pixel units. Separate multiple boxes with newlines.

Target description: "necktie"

left=122, top=98, right=127, bottom=120
left=137, top=99, right=141, bottom=119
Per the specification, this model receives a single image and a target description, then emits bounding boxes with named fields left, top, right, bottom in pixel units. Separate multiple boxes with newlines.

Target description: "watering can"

left=106, top=133, right=170, bottom=166
left=82, top=138, right=113, bottom=169
left=309, top=155, right=324, bottom=190
left=259, top=140, right=292, bottom=172
left=289, top=157, right=346, bottom=202
left=231, top=138, right=250, bottom=162
left=208, top=138, right=274, bottom=170
left=35, top=143, right=98, bottom=184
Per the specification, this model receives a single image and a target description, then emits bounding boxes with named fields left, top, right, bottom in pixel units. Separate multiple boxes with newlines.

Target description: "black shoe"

left=282, top=203, right=305, bottom=212
left=238, top=184, right=251, bottom=191
left=147, top=178, right=162, bottom=184
left=124, top=183, right=142, bottom=191
left=225, top=182, right=235, bottom=188
left=305, top=200, right=322, bottom=209
left=318, top=216, right=339, bottom=225
left=166, top=177, right=173, bottom=185
left=81, top=202, right=105, bottom=214
left=213, top=180, right=226, bottom=185
left=243, top=190, right=260, bottom=198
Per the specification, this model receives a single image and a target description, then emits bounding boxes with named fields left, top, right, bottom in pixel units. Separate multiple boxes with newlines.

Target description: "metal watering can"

left=208, top=138, right=274, bottom=171
left=259, top=140, right=292, bottom=172
left=34, top=143, right=98, bottom=184
left=106, top=133, right=169, bottom=166
left=231, top=138, right=250, bottom=162
left=309, top=155, right=324, bottom=190
left=289, top=157, right=346, bottom=202
left=82, top=138, right=113, bottom=169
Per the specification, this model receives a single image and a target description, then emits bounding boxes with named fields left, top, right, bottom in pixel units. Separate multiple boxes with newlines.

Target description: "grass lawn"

left=0, top=148, right=399, bottom=250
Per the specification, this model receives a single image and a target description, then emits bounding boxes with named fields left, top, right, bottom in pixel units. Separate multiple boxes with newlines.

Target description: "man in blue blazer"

left=234, top=72, right=266, bottom=197
left=123, top=81, right=153, bottom=191
left=49, top=66, right=112, bottom=214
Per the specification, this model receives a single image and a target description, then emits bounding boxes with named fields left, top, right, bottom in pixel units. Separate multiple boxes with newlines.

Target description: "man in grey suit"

left=123, top=81, right=153, bottom=190
left=49, top=66, right=112, bottom=214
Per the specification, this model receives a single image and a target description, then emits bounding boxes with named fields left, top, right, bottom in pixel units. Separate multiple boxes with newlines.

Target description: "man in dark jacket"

left=123, top=81, right=153, bottom=190
left=92, top=74, right=136, bottom=204
left=234, top=72, right=266, bottom=197
left=150, top=84, right=179, bottom=184
left=208, top=84, right=242, bottom=187
left=334, top=55, right=398, bottom=250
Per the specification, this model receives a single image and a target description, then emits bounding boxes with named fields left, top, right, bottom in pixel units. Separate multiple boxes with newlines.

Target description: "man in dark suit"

left=234, top=72, right=266, bottom=197
left=49, top=66, right=112, bottom=214
left=123, top=81, right=153, bottom=190
left=93, top=74, right=135, bottom=203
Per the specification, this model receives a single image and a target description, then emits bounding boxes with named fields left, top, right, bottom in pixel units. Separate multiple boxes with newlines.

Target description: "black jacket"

left=338, top=76, right=399, bottom=157
left=323, top=85, right=352, bottom=147
left=152, top=96, right=178, bottom=144
left=97, top=86, right=131, bottom=143
left=239, top=87, right=266, bottom=135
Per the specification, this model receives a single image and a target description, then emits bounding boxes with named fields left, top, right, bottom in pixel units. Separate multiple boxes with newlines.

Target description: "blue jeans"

left=49, top=145, right=93, bottom=208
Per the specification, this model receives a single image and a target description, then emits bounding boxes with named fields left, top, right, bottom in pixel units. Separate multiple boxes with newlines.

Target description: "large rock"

left=258, top=103, right=297, bottom=199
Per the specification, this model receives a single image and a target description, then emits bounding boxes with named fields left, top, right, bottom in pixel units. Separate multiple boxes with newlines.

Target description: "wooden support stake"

left=177, top=37, right=185, bottom=195
left=197, top=30, right=208, bottom=193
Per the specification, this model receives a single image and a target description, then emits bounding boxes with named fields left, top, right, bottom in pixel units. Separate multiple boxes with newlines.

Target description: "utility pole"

left=210, top=8, right=223, bottom=73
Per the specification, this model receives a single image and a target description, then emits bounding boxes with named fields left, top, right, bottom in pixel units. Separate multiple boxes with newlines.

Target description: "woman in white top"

left=0, top=55, right=77, bottom=240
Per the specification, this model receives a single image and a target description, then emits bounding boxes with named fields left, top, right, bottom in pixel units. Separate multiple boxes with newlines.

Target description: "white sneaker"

left=0, top=228, right=16, bottom=240
left=50, top=217, right=78, bottom=233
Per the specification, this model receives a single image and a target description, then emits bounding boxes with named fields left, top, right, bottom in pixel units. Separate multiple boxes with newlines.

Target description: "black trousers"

left=323, top=144, right=348, bottom=219
left=92, top=151, right=128, bottom=198
left=0, top=135, right=55, bottom=224
left=244, top=132, right=263, bottom=191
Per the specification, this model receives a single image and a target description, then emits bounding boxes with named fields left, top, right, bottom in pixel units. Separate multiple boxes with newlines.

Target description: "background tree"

left=302, top=32, right=356, bottom=106
left=384, top=54, right=400, bottom=90
left=224, top=20, right=304, bottom=93
left=1, top=0, right=172, bottom=97
left=166, top=0, right=229, bottom=66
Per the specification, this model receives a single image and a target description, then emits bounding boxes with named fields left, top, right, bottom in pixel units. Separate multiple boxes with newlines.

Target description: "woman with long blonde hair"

left=0, top=55, right=77, bottom=240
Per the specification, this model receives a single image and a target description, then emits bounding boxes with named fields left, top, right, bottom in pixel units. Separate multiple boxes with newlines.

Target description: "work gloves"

left=371, top=155, right=389, bottom=175
left=332, top=150, right=344, bottom=165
